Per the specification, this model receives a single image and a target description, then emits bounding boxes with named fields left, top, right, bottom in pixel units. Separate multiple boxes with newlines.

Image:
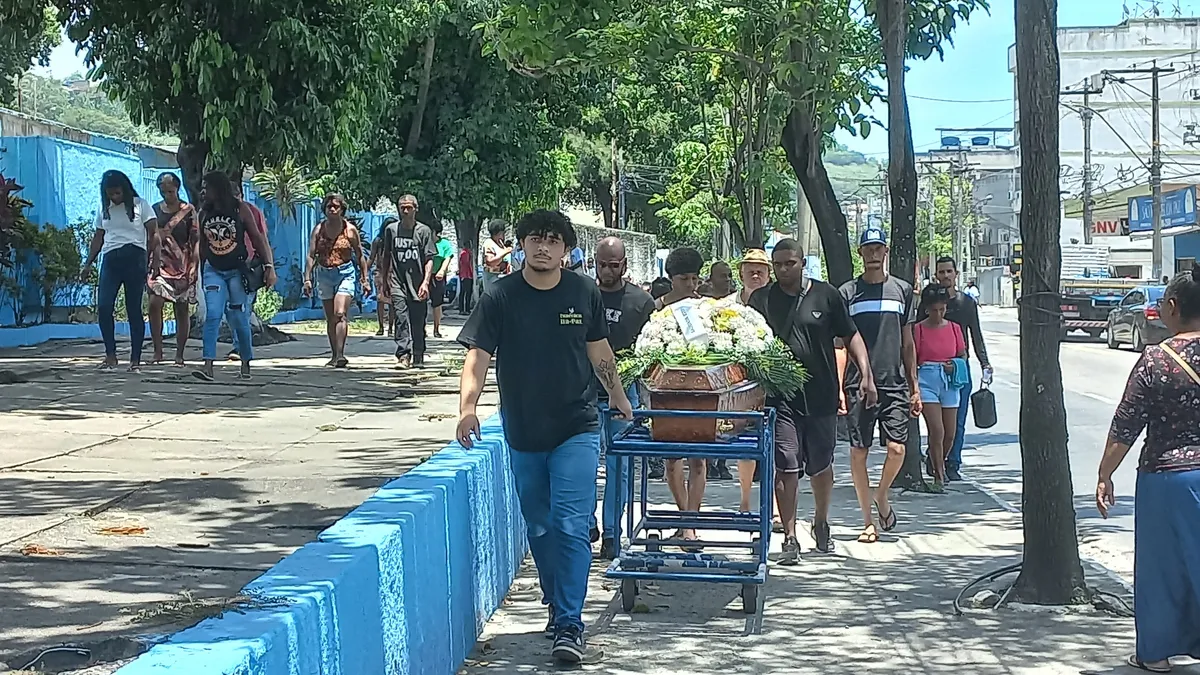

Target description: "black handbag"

left=971, top=384, right=998, bottom=429
left=241, top=257, right=266, bottom=294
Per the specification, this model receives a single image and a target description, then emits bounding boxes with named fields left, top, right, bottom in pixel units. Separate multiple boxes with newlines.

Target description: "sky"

left=32, top=0, right=1200, bottom=158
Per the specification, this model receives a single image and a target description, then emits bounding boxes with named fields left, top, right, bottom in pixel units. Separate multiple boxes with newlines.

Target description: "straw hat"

left=739, top=248, right=771, bottom=268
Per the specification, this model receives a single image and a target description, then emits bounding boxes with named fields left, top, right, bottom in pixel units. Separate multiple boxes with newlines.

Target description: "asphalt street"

left=965, top=308, right=1142, bottom=581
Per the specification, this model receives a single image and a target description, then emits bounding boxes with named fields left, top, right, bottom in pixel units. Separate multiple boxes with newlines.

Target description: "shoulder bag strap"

left=1161, top=342, right=1200, bottom=387
left=780, top=279, right=809, bottom=339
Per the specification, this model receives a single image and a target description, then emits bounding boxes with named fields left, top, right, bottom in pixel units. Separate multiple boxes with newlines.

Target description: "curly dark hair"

left=200, top=171, right=241, bottom=219
left=665, top=247, right=703, bottom=277
left=514, top=209, right=577, bottom=249
left=100, top=170, right=139, bottom=221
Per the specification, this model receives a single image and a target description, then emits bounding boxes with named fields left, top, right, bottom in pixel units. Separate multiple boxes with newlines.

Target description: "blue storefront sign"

left=1128, top=186, right=1197, bottom=232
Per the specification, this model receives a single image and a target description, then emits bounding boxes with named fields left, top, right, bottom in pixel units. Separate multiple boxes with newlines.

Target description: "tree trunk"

left=1010, top=0, right=1088, bottom=605
left=591, top=183, right=615, bottom=229
left=177, top=136, right=209, bottom=205
left=454, top=215, right=481, bottom=260
left=879, top=0, right=927, bottom=493
left=781, top=109, right=854, bottom=285
left=405, top=33, right=437, bottom=156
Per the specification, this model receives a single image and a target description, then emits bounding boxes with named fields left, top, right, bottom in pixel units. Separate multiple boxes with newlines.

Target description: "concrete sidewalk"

left=0, top=315, right=491, bottom=673
left=462, top=447, right=1168, bottom=675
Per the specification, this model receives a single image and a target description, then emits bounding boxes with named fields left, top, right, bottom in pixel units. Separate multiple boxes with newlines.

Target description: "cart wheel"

left=621, top=579, right=638, bottom=612
left=647, top=533, right=661, bottom=553
left=741, top=584, right=759, bottom=614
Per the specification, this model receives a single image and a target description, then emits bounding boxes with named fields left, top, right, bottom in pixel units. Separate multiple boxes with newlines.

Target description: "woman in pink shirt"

left=914, top=284, right=967, bottom=488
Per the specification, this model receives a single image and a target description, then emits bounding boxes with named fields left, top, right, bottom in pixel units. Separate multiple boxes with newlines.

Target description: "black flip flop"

left=1127, top=655, right=1172, bottom=673
left=875, top=501, right=898, bottom=532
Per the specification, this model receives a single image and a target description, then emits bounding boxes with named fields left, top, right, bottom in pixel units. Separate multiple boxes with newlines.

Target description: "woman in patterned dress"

left=147, top=173, right=199, bottom=365
left=1098, top=265, right=1200, bottom=672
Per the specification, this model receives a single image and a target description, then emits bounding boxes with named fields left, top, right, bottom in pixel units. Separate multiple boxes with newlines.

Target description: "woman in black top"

left=1098, top=266, right=1200, bottom=672
left=192, top=172, right=275, bottom=382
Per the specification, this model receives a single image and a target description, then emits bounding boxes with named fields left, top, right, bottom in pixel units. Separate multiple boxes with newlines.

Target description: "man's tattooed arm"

left=586, top=342, right=624, bottom=398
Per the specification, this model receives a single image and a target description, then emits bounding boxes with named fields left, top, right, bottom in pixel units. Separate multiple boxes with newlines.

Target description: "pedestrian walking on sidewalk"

left=193, top=172, right=275, bottom=382
left=1098, top=265, right=1200, bottom=673
left=913, top=284, right=967, bottom=490
left=592, top=236, right=656, bottom=561
left=430, top=222, right=454, bottom=338
left=304, top=193, right=369, bottom=368
left=456, top=209, right=632, bottom=665
left=367, top=230, right=391, bottom=336
left=922, top=257, right=991, bottom=481
left=379, top=195, right=436, bottom=369
left=748, top=239, right=875, bottom=561
left=837, top=227, right=920, bottom=544
left=457, top=245, right=476, bottom=314
left=147, top=172, right=198, bottom=366
left=733, top=249, right=775, bottom=512
left=81, top=170, right=161, bottom=373
left=482, top=219, right=511, bottom=291
left=227, top=182, right=271, bottom=363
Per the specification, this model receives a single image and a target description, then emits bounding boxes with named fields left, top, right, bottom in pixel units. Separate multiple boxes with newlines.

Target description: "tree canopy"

left=0, top=2, right=60, bottom=105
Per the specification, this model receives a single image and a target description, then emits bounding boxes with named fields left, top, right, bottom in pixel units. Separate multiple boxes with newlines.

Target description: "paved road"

left=964, top=307, right=1141, bottom=581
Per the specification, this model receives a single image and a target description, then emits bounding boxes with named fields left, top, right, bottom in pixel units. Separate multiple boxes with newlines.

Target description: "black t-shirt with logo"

left=838, top=275, right=915, bottom=390
left=458, top=271, right=609, bottom=452
left=597, top=282, right=656, bottom=400
left=199, top=208, right=248, bottom=271
left=748, top=280, right=857, bottom=416
left=382, top=221, right=436, bottom=303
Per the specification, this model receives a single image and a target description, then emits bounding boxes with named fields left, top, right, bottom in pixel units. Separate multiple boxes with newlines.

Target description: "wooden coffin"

left=641, top=362, right=765, bottom=443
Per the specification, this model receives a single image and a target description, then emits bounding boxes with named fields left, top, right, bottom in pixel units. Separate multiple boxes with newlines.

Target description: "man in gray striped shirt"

left=836, top=227, right=920, bottom=544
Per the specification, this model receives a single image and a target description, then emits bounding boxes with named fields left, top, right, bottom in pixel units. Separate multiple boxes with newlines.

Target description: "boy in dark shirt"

left=837, top=227, right=920, bottom=544
left=456, top=210, right=631, bottom=665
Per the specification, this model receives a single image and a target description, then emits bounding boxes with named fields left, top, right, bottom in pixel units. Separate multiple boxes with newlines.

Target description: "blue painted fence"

left=113, top=414, right=526, bottom=675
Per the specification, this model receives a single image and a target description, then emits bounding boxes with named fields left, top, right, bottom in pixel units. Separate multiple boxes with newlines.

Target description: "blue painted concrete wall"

left=113, top=414, right=526, bottom=675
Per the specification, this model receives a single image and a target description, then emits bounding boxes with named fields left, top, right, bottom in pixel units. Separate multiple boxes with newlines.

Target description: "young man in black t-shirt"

left=593, top=236, right=656, bottom=560
left=748, top=239, right=875, bottom=561
left=456, top=210, right=632, bottom=665
left=379, top=194, right=436, bottom=368
left=837, top=227, right=920, bottom=544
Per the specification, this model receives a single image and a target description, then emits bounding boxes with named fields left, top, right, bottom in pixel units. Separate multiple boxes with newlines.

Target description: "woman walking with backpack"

left=192, top=172, right=275, bottom=382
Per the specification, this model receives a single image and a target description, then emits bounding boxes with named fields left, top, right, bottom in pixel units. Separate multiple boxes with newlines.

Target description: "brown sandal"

left=857, top=526, right=879, bottom=544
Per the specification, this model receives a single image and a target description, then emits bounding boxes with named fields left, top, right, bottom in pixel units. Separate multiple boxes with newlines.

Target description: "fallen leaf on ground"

left=316, top=424, right=339, bottom=432
left=99, top=525, right=149, bottom=536
left=20, top=543, right=62, bottom=556
left=480, top=642, right=497, bottom=655
left=418, top=413, right=456, bottom=422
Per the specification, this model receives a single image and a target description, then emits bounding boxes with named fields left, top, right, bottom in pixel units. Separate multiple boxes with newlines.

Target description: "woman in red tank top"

left=914, top=284, right=966, bottom=488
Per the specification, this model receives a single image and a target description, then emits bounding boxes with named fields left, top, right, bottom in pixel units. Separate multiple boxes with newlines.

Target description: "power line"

left=910, top=95, right=1011, bottom=104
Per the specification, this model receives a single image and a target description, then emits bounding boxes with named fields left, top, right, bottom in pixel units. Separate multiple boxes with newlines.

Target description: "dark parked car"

left=1107, top=285, right=1170, bottom=351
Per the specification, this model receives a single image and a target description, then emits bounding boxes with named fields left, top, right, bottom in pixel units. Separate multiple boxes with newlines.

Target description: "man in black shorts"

left=748, top=239, right=875, bottom=562
left=837, top=227, right=920, bottom=544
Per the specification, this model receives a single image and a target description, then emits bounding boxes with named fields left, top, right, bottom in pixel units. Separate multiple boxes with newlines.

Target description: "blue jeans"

left=509, top=431, right=600, bottom=633
left=201, top=265, right=253, bottom=362
left=948, top=363, right=972, bottom=470
left=597, top=384, right=640, bottom=540
left=97, top=244, right=147, bottom=363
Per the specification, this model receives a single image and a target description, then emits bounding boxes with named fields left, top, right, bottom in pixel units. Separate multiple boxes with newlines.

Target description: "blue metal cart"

left=600, top=408, right=776, bottom=614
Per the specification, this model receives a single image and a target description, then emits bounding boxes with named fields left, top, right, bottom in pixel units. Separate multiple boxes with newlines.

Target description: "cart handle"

left=602, top=409, right=771, bottom=421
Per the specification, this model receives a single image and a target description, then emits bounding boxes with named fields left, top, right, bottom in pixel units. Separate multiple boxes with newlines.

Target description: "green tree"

left=0, top=2, right=59, bottom=105
left=340, top=12, right=587, bottom=255
left=57, top=0, right=402, bottom=200
left=13, top=73, right=179, bottom=146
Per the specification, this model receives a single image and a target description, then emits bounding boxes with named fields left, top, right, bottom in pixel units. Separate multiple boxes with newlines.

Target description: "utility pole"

left=1061, top=77, right=1105, bottom=244
left=617, top=170, right=628, bottom=229
left=1105, top=62, right=1175, bottom=279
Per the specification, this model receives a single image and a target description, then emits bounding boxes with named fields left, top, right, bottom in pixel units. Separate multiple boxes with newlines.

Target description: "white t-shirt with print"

left=95, top=196, right=156, bottom=255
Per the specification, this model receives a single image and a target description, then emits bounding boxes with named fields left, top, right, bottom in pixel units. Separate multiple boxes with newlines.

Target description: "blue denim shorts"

left=316, top=262, right=357, bottom=300
left=918, top=363, right=960, bottom=407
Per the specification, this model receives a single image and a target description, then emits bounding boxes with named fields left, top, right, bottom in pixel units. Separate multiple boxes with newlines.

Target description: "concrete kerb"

left=113, top=413, right=527, bottom=675
left=958, top=447, right=1135, bottom=596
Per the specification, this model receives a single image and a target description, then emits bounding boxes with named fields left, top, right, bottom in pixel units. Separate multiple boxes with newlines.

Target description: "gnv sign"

left=1090, top=219, right=1126, bottom=237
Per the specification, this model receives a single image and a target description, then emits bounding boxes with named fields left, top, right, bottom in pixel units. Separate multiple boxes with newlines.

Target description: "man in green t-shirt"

left=430, top=221, right=455, bottom=338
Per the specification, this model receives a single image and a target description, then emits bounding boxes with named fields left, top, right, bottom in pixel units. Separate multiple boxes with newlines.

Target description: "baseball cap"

left=739, top=249, right=771, bottom=267
left=859, top=227, right=888, bottom=247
